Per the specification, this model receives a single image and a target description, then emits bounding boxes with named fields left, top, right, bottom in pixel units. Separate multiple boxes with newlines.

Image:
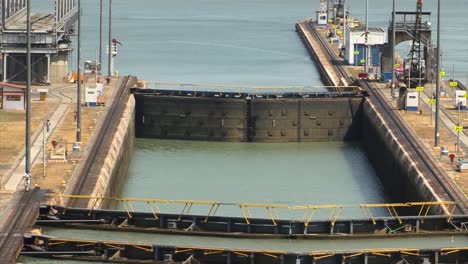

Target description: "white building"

left=315, top=10, right=328, bottom=25
left=0, top=82, right=26, bottom=110
left=344, top=26, right=386, bottom=65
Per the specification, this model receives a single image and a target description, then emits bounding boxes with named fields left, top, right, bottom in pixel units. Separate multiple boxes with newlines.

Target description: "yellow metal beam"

left=343, top=252, right=363, bottom=259
left=132, top=244, right=154, bottom=253
left=48, top=194, right=459, bottom=226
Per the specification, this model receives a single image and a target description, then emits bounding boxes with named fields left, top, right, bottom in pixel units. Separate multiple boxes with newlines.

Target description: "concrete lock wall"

left=361, top=98, right=437, bottom=204
left=92, top=95, right=135, bottom=208
left=135, top=96, right=363, bottom=142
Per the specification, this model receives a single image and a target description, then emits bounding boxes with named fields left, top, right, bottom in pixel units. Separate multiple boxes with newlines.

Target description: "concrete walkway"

left=4, top=85, right=75, bottom=191
left=419, top=89, right=468, bottom=151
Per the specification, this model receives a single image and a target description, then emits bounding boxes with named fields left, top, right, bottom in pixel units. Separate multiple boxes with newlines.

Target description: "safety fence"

left=49, top=194, right=458, bottom=227
left=143, top=82, right=362, bottom=96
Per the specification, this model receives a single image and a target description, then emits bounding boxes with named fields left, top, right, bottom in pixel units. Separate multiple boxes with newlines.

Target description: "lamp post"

left=108, top=0, right=112, bottom=77
left=75, top=0, right=82, bottom=150
left=434, top=0, right=441, bottom=146
left=26, top=0, right=31, bottom=181
left=364, top=0, right=368, bottom=73
left=391, top=0, right=397, bottom=98
left=457, top=102, right=461, bottom=153
left=42, top=121, right=46, bottom=178
left=99, top=0, right=103, bottom=73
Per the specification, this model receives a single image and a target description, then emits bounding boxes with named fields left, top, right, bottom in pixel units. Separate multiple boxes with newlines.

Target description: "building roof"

left=4, top=14, right=55, bottom=32
left=348, top=26, right=385, bottom=33
left=0, top=82, right=27, bottom=89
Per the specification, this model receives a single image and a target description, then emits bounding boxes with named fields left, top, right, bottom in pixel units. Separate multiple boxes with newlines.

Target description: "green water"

left=121, top=140, right=386, bottom=219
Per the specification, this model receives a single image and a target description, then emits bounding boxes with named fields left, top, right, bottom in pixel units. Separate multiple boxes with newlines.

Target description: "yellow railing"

left=143, top=81, right=361, bottom=95
left=359, top=201, right=458, bottom=225
left=42, top=237, right=468, bottom=258
left=50, top=194, right=458, bottom=226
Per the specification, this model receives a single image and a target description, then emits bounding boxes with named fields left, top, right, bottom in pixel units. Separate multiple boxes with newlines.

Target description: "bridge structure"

left=0, top=0, right=78, bottom=84
left=18, top=194, right=468, bottom=263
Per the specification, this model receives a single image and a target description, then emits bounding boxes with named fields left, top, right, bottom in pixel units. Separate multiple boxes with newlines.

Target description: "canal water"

left=20, top=0, right=468, bottom=263
left=121, top=140, right=386, bottom=219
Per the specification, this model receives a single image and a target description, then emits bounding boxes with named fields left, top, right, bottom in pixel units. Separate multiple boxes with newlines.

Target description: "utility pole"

left=434, top=0, right=441, bottom=146
left=364, top=0, right=369, bottom=73
left=99, top=0, right=103, bottom=73
left=108, top=0, right=112, bottom=77
left=457, top=102, right=461, bottom=153
left=42, top=121, right=46, bottom=178
left=391, top=0, right=397, bottom=98
left=26, top=0, right=31, bottom=178
left=75, top=0, right=82, bottom=150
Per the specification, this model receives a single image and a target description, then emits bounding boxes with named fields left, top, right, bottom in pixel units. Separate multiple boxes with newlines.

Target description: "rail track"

left=0, top=188, right=44, bottom=263
left=304, top=21, right=468, bottom=214
left=67, top=76, right=134, bottom=207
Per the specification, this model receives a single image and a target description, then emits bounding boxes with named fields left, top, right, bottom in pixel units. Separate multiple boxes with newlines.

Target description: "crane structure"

left=404, top=0, right=427, bottom=87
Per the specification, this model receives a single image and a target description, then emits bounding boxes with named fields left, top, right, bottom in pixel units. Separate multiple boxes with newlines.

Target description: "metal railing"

left=142, top=82, right=361, bottom=96
left=49, top=194, right=458, bottom=227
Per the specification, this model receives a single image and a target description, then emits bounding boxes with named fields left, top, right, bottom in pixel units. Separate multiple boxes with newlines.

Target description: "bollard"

left=449, top=154, right=455, bottom=164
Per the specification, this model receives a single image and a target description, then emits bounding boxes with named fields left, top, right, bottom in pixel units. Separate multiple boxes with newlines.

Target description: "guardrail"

left=142, top=81, right=361, bottom=96
left=49, top=194, right=458, bottom=227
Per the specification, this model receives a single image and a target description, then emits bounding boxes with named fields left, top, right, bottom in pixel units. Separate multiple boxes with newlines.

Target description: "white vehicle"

left=456, top=160, right=468, bottom=172
left=84, top=60, right=101, bottom=76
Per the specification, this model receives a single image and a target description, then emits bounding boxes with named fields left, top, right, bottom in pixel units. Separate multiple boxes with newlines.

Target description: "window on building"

left=6, top=95, right=21, bottom=101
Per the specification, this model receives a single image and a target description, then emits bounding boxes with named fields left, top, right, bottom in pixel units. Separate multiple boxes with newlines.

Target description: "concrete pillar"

left=3, top=54, right=7, bottom=82
left=364, top=253, right=368, bottom=264
left=381, top=45, right=393, bottom=75
left=47, top=54, right=51, bottom=83
left=250, top=252, right=255, bottom=264
left=434, top=251, right=438, bottom=264
left=227, top=251, right=232, bottom=264
left=50, top=51, right=70, bottom=84
left=349, top=221, right=353, bottom=235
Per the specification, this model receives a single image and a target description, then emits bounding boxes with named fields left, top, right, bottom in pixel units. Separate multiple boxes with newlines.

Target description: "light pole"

left=26, top=0, right=31, bottom=180
left=391, top=0, right=397, bottom=98
left=99, top=0, right=103, bottom=73
left=42, top=121, right=46, bottom=178
left=457, top=102, right=461, bottom=153
left=108, top=0, right=112, bottom=77
left=434, top=0, right=441, bottom=146
left=75, top=0, right=82, bottom=150
left=364, top=0, right=369, bottom=73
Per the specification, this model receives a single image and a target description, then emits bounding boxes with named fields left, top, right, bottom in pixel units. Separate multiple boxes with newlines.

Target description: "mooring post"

left=250, top=252, right=255, bottom=264
left=227, top=251, right=232, bottom=264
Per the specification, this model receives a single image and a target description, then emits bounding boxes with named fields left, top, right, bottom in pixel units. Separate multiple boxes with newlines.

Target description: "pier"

left=0, top=1, right=467, bottom=263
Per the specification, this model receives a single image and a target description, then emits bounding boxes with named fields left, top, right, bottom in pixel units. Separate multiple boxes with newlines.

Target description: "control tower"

left=0, top=0, right=78, bottom=84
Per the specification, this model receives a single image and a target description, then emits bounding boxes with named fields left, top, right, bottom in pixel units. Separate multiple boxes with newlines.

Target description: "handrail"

left=49, top=194, right=458, bottom=226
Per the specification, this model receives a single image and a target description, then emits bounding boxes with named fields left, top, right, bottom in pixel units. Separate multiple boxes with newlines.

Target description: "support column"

left=364, top=253, right=368, bottom=264
left=226, top=251, right=232, bottom=264
left=434, top=251, right=439, bottom=264
left=46, top=54, right=51, bottom=83
left=3, top=54, right=7, bottom=82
